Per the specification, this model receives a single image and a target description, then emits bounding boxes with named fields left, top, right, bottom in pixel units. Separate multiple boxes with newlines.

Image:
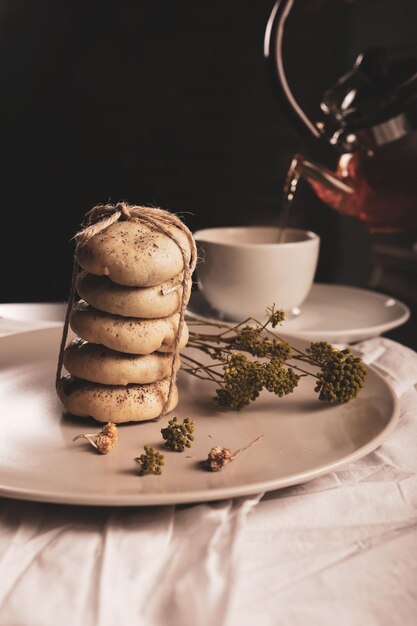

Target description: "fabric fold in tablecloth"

left=0, top=336, right=416, bottom=626
left=0, top=496, right=262, bottom=626
left=355, top=336, right=417, bottom=396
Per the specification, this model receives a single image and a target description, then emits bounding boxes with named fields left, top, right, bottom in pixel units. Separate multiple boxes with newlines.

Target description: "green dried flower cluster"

left=263, top=358, right=300, bottom=396
left=315, top=350, right=367, bottom=403
left=266, top=306, right=286, bottom=328
left=183, top=308, right=367, bottom=410
left=216, top=352, right=299, bottom=410
left=135, top=446, right=164, bottom=475
left=161, top=417, right=195, bottom=452
left=305, top=341, right=338, bottom=365
left=230, top=326, right=291, bottom=360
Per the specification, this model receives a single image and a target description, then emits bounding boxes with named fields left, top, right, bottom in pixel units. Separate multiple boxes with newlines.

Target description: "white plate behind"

left=187, top=284, right=410, bottom=343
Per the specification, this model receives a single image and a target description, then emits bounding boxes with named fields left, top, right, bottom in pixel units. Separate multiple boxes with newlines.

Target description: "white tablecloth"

left=0, top=324, right=416, bottom=626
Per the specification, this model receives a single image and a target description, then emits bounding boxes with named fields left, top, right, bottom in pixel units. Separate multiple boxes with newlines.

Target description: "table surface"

left=1, top=315, right=416, bottom=626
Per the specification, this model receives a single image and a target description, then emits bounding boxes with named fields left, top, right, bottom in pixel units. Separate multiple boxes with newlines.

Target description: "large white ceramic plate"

left=187, top=284, right=410, bottom=344
left=0, top=326, right=399, bottom=506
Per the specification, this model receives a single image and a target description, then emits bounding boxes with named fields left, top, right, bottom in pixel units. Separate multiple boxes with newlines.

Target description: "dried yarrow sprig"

left=305, top=341, right=367, bottom=402
left=183, top=306, right=367, bottom=410
left=73, top=422, right=118, bottom=454
left=161, top=417, right=195, bottom=452
left=135, top=446, right=165, bottom=476
left=206, top=435, right=264, bottom=472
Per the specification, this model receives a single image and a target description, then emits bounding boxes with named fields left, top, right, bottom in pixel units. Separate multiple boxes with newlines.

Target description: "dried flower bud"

left=205, top=436, right=264, bottom=472
left=102, top=422, right=118, bottom=443
left=73, top=421, right=118, bottom=454
left=96, top=433, right=115, bottom=454
left=206, top=446, right=233, bottom=472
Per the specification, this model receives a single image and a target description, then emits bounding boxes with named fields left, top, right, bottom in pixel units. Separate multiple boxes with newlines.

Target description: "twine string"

left=56, top=202, right=197, bottom=416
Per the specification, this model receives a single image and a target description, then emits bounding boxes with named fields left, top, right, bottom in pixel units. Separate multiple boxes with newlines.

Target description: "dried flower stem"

left=73, top=433, right=98, bottom=449
left=232, top=434, right=264, bottom=458
left=183, top=308, right=367, bottom=409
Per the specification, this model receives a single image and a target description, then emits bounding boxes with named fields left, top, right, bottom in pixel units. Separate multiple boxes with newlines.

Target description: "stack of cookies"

left=57, top=218, right=192, bottom=423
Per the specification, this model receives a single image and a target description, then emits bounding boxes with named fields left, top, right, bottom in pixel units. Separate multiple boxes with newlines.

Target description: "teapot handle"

left=264, top=0, right=322, bottom=140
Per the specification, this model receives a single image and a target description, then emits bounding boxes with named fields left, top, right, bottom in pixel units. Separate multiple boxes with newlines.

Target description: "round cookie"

left=70, top=301, right=189, bottom=354
left=58, top=375, right=179, bottom=423
left=76, top=221, right=192, bottom=287
left=77, top=271, right=191, bottom=319
left=64, top=338, right=180, bottom=386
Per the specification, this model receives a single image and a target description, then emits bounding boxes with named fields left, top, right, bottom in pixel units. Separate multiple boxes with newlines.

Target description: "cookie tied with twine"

left=56, top=202, right=197, bottom=420
left=76, top=204, right=193, bottom=287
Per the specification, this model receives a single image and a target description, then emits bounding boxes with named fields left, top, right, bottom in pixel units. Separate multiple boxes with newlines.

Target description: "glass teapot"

left=265, top=0, right=417, bottom=233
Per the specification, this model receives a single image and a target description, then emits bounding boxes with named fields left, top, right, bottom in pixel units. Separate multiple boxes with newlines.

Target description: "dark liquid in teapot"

left=338, top=137, right=417, bottom=233
left=292, top=132, right=417, bottom=234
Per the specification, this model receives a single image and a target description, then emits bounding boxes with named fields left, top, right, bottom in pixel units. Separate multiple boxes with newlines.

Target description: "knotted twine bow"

left=56, top=202, right=197, bottom=417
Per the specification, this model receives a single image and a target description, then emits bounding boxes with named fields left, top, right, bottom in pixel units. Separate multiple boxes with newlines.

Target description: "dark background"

left=1, top=0, right=416, bottom=345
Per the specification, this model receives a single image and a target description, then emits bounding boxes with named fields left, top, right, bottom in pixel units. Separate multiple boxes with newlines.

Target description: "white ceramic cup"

left=193, top=226, right=320, bottom=320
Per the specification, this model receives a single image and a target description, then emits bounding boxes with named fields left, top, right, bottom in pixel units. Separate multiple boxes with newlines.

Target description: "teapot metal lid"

left=321, top=47, right=417, bottom=151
